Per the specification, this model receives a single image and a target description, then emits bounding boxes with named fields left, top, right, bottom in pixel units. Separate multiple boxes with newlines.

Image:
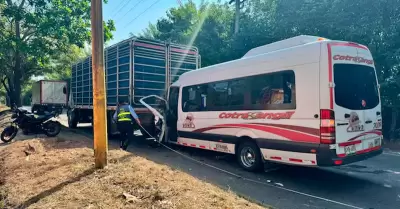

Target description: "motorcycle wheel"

left=1, top=126, right=18, bottom=143
left=43, top=121, right=61, bottom=137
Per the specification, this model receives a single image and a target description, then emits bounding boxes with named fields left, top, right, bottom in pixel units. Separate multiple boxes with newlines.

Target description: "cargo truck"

left=67, top=37, right=200, bottom=136
left=31, top=80, right=68, bottom=114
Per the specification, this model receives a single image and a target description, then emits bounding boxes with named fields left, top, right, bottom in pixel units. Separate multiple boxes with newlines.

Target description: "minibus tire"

left=236, top=141, right=263, bottom=172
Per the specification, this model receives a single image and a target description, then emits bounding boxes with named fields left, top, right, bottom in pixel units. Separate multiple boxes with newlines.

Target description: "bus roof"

left=173, top=35, right=327, bottom=87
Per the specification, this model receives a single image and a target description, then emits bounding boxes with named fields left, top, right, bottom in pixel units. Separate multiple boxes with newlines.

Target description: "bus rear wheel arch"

left=235, top=138, right=263, bottom=172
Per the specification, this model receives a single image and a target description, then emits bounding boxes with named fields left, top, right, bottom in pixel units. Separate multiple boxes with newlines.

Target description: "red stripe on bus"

left=331, top=42, right=369, bottom=50
left=270, top=156, right=282, bottom=160
left=356, top=146, right=381, bottom=155
left=339, top=140, right=362, bottom=147
left=182, top=143, right=188, bottom=146
left=194, top=124, right=320, bottom=138
left=199, top=145, right=206, bottom=149
left=327, top=43, right=333, bottom=109
left=193, top=126, right=236, bottom=133
left=190, top=144, right=196, bottom=147
left=251, top=123, right=320, bottom=136
left=289, top=158, right=303, bottom=163
left=216, top=124, right=320, bottom=143
left=348, top=130, right=382, bottom=141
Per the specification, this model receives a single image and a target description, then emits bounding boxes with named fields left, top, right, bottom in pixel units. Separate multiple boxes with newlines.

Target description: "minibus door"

left=166, top=87, right=179, bottom=142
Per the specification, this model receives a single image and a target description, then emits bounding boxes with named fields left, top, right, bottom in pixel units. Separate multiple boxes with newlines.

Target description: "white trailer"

left=31, top=80, right=68, bottom=114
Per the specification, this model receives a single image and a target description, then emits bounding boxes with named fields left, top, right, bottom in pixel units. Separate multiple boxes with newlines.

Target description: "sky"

left=103, top=0, right=205, bottom=46
left=35, top=0, right=222, bottom=81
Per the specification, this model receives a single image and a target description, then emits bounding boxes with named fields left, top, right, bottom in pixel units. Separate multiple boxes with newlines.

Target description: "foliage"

left=46, top=45, right=89, bottom=80
left=0, top=0, right=115, bottom=106
left=140, top=0, right=400, bottom=139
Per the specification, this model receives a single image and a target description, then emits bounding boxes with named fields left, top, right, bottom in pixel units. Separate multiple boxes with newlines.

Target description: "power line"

left=124, top=0, right=162, bottom=28
left=111, top=0, right=127, bottom=13
left=112, top=0, right=135, bottom=18
left=116, top=0, right=146, bottom=22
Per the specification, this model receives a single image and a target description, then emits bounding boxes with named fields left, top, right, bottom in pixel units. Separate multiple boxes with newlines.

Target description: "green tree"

left=143, top=0, right=400, bottom=139
left=139, top=1, right=235, bottom=67
left=46, top=45, right=89, bottom=80
left=0, top=0, right=115, bottom=106
left=136, top=23, right=160, bottom=39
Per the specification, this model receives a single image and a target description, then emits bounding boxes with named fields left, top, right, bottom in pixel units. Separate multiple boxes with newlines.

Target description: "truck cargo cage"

left=70, top=37, right=200, bottom=109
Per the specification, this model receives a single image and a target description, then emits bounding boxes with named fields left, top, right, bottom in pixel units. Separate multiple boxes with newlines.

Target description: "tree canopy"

left=0, top=0, right=115, bottom=106
left=140, top=0, right=400, bottom=138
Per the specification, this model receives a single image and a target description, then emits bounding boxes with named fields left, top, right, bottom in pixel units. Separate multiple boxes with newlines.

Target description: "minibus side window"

left=249, top=70, right=295, bottom=110
left=181, top=70, right=295, bottom=112
left=182, top=86, right=206, bottom=112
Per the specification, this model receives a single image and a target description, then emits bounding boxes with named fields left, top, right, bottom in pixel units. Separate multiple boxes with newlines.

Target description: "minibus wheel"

left=237, top=141, right=263, bottom=172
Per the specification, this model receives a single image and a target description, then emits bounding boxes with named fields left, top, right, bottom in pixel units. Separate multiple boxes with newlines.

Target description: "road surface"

left=71, top=126, right=400, bottom=209
left=23, top=107, right=400, bottom=209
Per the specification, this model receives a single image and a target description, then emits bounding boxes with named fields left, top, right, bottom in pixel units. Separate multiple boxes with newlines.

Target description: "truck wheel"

left=68, top=110, right=78, bottom=129
left=236, top=141, right=263, bottom=172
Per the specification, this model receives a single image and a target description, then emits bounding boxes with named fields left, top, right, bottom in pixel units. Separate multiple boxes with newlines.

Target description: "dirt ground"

left=0, top=106, right=7, bottom=113
left=0, top=129, right=266, bottom=209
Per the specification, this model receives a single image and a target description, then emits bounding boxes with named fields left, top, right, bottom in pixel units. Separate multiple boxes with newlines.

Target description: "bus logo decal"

left=346, top=112, right=364, bottom=132
left=333, top=55, right=374, bottom=65
left=219, top=111, right=294, bottom=120
left=183, top=113, right=196, bottom=128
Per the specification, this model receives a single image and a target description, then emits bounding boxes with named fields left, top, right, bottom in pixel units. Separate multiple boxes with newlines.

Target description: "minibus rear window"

left=334, top=64, right=379, bottom=110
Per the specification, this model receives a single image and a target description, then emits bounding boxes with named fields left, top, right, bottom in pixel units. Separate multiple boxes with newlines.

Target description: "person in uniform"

left=113, top=98, right=141, bottom=150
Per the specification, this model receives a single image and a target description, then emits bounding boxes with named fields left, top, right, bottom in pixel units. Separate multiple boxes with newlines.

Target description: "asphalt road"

left=21, top=107, right=400, bottom=209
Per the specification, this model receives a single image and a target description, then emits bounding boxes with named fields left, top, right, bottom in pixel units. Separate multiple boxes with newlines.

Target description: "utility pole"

left=229, top=0, right=246, bottom=34
left=91, top=0, right=108, bottom=169
left=234, top=0, right=240, bottom=34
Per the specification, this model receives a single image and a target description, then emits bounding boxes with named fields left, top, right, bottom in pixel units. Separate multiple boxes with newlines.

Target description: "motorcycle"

left=1, top=105, right=62, bottom=143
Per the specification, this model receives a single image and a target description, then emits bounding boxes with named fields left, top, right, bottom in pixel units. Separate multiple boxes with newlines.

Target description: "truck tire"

left=68, top=109, right=78, bottom=129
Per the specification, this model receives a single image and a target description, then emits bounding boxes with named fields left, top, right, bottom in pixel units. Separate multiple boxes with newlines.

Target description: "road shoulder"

left=0, top=130, right=267, bottom=209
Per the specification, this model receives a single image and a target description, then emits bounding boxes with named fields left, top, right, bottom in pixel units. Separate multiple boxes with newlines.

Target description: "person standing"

left=113, top=97, right=141, bottom=150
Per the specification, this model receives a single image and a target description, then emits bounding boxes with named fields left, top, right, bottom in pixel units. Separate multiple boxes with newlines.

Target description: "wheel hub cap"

left=241, top=147, right=256, bottom=168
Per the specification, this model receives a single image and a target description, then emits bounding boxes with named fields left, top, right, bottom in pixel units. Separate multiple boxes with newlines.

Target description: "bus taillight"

left=320, top=109, right=336, bottom=144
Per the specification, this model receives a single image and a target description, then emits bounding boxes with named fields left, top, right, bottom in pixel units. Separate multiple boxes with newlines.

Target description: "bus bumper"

left=317, top=145, right=383, bottom=166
